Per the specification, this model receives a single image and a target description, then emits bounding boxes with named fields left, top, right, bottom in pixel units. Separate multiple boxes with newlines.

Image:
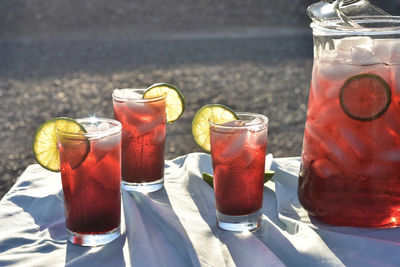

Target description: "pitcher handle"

left=333, top=0, right=362, bottom=28
left=308, top=0, right=391, bottom=27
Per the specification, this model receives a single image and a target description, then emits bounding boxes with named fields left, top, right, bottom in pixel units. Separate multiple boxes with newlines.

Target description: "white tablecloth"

left=1, top=153, right=400, bottom=267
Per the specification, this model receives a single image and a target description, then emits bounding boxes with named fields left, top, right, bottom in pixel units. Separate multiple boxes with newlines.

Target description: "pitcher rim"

left=311, top=16, right=400, bottom=36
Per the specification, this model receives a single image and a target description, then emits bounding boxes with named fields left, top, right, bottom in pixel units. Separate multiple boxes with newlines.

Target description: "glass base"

left=67, top=226, right=120, bottom=246
left=121, top=177, right=164, bottom=193
left=216, top=209, right=261, bottom=232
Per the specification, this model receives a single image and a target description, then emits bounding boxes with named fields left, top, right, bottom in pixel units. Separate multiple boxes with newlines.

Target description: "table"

left=1, top=153, right=400, bottom=267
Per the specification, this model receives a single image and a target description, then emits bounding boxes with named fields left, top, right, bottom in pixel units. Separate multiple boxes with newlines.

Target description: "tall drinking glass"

left=112, top=89, right=166, bottom=193
left=210, top=112, right=269, bottom=232
left=57, top=118, right=122, bottom=246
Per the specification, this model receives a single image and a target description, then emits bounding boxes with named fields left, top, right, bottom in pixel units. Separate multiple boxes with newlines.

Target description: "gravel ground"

left=0, top=0, right=322, bottom=199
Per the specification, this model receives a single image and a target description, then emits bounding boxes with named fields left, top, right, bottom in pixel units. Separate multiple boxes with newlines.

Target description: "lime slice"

left=192, top=104, right=239, bottom=152
left=32, top=118, right=89, bottom=172
left=201, top=172, right=214, bottom=188
left=339, top=73, right=391, bottom=122
left=264, top=170, right=275, bottom=183
left=201, top=171, right=275, bottom=188
left=144, top=83, right=185, bottom=123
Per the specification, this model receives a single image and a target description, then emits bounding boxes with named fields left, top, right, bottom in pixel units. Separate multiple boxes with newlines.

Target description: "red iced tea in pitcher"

left=299, top=58, right=400, bottom=227
left=299, top=0, right=400, bottom=228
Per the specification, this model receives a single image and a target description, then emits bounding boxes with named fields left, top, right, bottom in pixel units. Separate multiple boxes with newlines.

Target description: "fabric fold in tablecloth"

left=1, top=153, right=400, bottom=266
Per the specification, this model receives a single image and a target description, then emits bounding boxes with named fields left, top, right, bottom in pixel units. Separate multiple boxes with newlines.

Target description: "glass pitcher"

left=298, top=0, right=400, bottom=227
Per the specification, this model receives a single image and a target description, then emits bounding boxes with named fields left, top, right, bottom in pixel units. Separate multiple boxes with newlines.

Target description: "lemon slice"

left=192, top=104, right=239, bottom=152
left=32, top=117, right=89, bottom=172
left=144, top=83, right=185, bottom=123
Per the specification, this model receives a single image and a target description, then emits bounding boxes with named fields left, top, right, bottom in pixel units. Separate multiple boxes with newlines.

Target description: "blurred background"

left=1, top=0, right=399, bottom=198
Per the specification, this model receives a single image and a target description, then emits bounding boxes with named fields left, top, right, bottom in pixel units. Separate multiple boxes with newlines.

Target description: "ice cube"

left=372, top=39, right=391, bottom=64
left=356, top=112, right=400, bottom=151
left=324, top=138, right=349, bottom=163
left=151, top=126, right=165, bottom=144
left=97, top=122, right=111, bottom=131
left=351, top=46, right=380, bottom=65
left=92, top=132, right=121, bottom=163
left=378, top=150, right=400, bottom=162
left=334, top=37, right=381, bottom=65
left=96, top=132, right=121, bottom=151
left=125, top=99, right=155, bottom=116
left=245, top=117, right=267, bottom=132
left=373, top=39, right=400, bottom=65
left=317, top=61, right=363, bottom=84
left=335, top=37, right=373, bottom=54
left=254, top=129, right=268, bottom=147
left=337, top=126, right=368, bottom=156
left=245, top=117, right=263, bottom=125
left=83, top=125, right=99, bottom=133
left=313, top=104, right=339, bottom=126
left=311, top=158, right=340, bottom=178
left=84, top=122, right=112, bottom=134
left=362, top=161, right=398, bottom=179
left=390, top=41, right=400, bottom=64
left=220, top=130, right=248, bottom=159
left=306, top=124, right=359, bottom=166
left=390, top=65, right=400, bottom=95
left=231, top=150, right=254, bottom=169
left=332, top=39, right=351, bottom=60
left=113, top=89, right=142, bottom=100
left=136, top=114, right=164, bottom=135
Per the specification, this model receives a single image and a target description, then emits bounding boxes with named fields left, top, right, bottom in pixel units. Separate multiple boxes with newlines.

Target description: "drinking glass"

left=57, top=118, right=122, bottom=246
left=112, top=88, right=166, bottom=193
left=210, top=112, right=268, bottom=232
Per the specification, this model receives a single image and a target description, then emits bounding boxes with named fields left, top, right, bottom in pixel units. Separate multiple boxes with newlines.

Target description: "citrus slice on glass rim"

left=32, top=117, right=89, bottom=172
left=143, top=83, right=185, bottom=123
left=339, top=73, right=391, bottom=122
left=192, top=104, right=239, bottom=152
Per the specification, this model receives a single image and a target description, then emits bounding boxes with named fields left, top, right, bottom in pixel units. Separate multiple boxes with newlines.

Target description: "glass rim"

left=112, top=88, right=166, bottom=102
left=56, top=117, right=122, bottom=140
left=209, top=112, right=269, bottom=129
left=311, top=16, right=400, bottom=36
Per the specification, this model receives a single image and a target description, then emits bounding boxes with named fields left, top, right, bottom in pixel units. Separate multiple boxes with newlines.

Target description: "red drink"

left=299, top=58, right=400, bottom=227
left=112, top=89, right=166, bottom=192
left=57, top=118, right=122, bottom=245
left=210, top=113, right=268, bottom=231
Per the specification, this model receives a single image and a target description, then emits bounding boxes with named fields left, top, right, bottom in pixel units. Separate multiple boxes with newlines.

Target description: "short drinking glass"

left=57, top=118, right=122, bottom=246
left=210, top=112, right=268, bottom=232
left=112, top=88, right=166, bottom=193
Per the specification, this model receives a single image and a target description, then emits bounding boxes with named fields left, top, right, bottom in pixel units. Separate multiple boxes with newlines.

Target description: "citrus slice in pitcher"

left=192, top=104, right=239, bottom=152
left=144, top=83, right=185, bottom=123
left=32, top=118, right=89, bottom=172
left=339, top=73, right=391, bottom=122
